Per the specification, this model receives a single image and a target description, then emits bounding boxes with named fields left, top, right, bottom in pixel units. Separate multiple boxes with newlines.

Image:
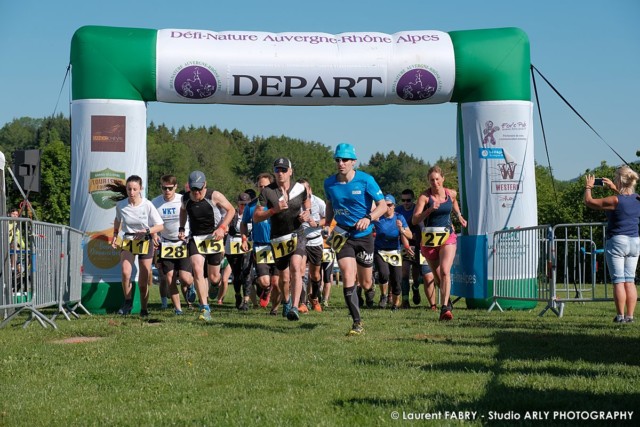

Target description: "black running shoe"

left=412, top=285, right=421, bottom=305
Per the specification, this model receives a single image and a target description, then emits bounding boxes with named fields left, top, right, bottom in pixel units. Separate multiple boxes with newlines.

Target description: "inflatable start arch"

left=70, top=26, right=536, bottom=312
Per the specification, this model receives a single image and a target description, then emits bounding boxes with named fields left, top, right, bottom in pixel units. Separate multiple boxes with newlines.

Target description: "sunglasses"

left=386, top=204, right=394, bottom=207
left=161, top=185, right=175, bottom=191
left=335, top=158, right=353, bottom=163
left=190, top=187, right=205, bottom=192
left=401, top=198, right=412, bottom=202
left=274, top=167, right=288, bottom=173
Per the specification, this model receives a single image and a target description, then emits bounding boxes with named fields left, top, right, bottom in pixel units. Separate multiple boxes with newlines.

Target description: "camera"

left=594, top=178, right=604, bottom=186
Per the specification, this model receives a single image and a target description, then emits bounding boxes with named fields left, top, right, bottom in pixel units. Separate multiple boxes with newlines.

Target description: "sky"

left=0, top=0, right=638, bottom=181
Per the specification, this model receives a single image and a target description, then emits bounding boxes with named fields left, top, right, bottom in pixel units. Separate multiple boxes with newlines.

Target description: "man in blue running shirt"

left=323, top=143, right=387, bottom=336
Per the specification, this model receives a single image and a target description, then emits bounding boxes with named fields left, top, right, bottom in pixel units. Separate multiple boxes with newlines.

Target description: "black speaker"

left=13, top=149, right=41, bottom=193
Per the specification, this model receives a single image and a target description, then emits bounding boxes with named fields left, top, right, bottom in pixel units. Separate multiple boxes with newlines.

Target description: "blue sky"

left=0, top=0, right=638, bottom=181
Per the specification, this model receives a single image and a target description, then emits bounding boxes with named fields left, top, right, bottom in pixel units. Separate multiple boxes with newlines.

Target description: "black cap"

left=237, top=193, right=251, bottom=204
left=273, top=157, right=292, bottom=169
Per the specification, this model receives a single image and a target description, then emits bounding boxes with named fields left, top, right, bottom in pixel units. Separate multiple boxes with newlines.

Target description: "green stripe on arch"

left=449, top=27, right=531, bottom=103
left=71, top=26, right=157, bottom=101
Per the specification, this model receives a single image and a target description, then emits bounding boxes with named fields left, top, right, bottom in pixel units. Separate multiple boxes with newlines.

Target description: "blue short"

left=605, top=235, right=640, bottom=284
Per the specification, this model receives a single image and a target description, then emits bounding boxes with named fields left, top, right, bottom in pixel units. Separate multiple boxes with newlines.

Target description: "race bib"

left=379, top=249, right=402, bottom=267
left=160, top=241, right=188, bottom=259
left=228, top=236, right=252, bottom=255
left=270, top=233, right=298, bottom=259
left=121, top=237, right=150, bottom=255
left=322, top=248, right=335, bottom=263
left=193, top=234, right=224, bottom=255
left=421, top=226, right=450, bottom=248
left=255, top=244, right=275, bottom=264
left=328, top=226, right=349, bottom=253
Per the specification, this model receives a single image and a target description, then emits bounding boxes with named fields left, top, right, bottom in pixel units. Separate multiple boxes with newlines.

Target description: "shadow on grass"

left=201, top=318, right=321, bottom=333
left=335, top=329, right=640, bottom=423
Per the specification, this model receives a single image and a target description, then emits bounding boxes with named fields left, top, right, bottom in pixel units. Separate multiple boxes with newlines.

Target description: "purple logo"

left=482, top=120, right=500, bottom=146
left=174, top=66, right=217, bottom=99
left=396, top=68, right=437, bottom=101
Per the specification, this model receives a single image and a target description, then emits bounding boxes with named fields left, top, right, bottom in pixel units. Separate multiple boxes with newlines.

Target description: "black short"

left=159, top=257, right=193, bottom=275
left=335, top=233, right=374, bottom=268
left=305, top=245, right=323, bottom=266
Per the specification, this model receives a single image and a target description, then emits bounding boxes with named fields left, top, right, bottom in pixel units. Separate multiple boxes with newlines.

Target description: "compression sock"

left=343, top=287, right=361, bottom=323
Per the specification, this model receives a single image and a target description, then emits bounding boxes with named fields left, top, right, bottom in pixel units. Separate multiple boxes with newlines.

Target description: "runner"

left=178, top=170, right=235, bottom=322
left=323, top=143, right=387, bottom=335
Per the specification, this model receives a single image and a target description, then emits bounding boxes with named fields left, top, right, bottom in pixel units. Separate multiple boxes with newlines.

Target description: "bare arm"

left=213, top=191, right=236, bottom=240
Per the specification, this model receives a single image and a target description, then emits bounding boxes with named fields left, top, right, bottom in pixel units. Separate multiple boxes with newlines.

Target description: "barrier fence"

left=1, top=217, right=86, bottom=329
left=490, top=222, right=618, bottom=317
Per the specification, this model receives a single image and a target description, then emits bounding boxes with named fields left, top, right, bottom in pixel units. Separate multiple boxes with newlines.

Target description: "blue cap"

left=334, top=143, right=357, bottom=160
left=384, top=194, right=396, bottom=204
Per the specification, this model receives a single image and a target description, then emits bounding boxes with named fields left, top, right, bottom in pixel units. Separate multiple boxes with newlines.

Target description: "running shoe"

left=287, top=306, right=300, bottom=321
left=140, top=309, right=149, bottom=318
left=401, top=300, right=410, bottom=309
left=269, top=308, right=278, bottom=316
left=439, top=306, right=453, bottom=321
left=117, top=300, right=132, bottom=315
left=613, top=315, right=625, bottom=323
left=624, top=317, right=635, bottom=323
left=282, top=299, right=292, bottom=318
left=259, top=286, right=271, bottom=308
left=239, top=301, right=249, bottom=312
left=412, top=285, right=421, bottom=305
left=208, top=284, right=219, bottom=300
left=378, top=295, right=388, bottom=309
left=310, top=298, right=323, bottom=312
left=186, top=285, right=197, bottom=304
left=346, top=322, right=364, bottom=336
left=298, top=303, right=309, bottom=314
left=174, top=309, right=184, bottom=315
left=235, top=294, right=243, bottom=309
left=198, top=308, right=212, bottom=322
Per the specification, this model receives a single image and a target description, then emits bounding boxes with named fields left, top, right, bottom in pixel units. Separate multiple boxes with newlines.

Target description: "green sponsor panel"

left=466, top=278, right=538, bottom=309
left=81, top=281, right=141, bottom=314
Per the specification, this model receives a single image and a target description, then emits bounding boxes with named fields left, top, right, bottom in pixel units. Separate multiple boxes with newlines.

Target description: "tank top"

left=606, top=193, right=640, bottom=238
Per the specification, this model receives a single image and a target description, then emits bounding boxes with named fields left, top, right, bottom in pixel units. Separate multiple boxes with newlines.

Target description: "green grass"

left=1, top=287, right=639, bottom=427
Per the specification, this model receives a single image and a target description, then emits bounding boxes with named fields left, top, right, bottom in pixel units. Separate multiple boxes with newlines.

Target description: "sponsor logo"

left=356, top=251, right=374, bottom=265
left=492, top=181, right=522, bottom=194
left=395, top=68, right=438, bottom=101
left=479, top=148, right=505, bottom=159
left=352, top=190, right=362, bottom=195
left=497, top=162, right=517, bottom=180
left=91, top=116, right=125, bottom=152
left=89, top=169, right=126, bottom=210
left=172, top=64, right=219, bottom=99
left=87, top=229, right=120, bottom=270
left=482, top=120, right=500, bottom=146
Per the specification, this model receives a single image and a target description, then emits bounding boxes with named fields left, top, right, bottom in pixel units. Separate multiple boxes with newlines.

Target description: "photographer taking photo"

left=584, top=166, right=640, bottom=323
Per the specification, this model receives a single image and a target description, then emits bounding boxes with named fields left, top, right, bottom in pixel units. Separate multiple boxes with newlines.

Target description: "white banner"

left=156, top=29, right=455, bottom=106
left=70, top=100, right=148, bottom=283
left=458, top=101, right=537, bottom=280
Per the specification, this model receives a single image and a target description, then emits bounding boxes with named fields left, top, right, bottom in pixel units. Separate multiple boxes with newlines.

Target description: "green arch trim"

left=71, top=26, right=157, bottom=101
left=70, top=26, right=531, bottom=103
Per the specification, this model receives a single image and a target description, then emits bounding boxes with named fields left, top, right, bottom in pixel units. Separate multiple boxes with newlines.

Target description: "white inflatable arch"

left=70, top=26, right=536, bottom=312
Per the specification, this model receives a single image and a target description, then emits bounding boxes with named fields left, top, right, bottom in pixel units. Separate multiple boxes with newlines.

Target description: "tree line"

left=0, top=115, right=636, bottom=227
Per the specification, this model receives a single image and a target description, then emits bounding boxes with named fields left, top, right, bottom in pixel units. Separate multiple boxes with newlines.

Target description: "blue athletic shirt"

left=423, top=189, right=453, bottom=229
left=374, top=214, right=408, bottom=251
left=242, top=202, right=271, bottom=244
left=324, top=170, right=384, bottom=239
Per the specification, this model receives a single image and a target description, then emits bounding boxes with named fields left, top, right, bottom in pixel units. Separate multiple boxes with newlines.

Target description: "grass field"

left=1, top=286, right=639, bottom=427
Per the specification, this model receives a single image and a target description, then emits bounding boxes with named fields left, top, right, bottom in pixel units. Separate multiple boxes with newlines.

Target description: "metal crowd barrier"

left=1, top=217, right=87, bottom=329
left=489, top=225, right=552, bottom=313
left=490, top=222, right=615, bottom=318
